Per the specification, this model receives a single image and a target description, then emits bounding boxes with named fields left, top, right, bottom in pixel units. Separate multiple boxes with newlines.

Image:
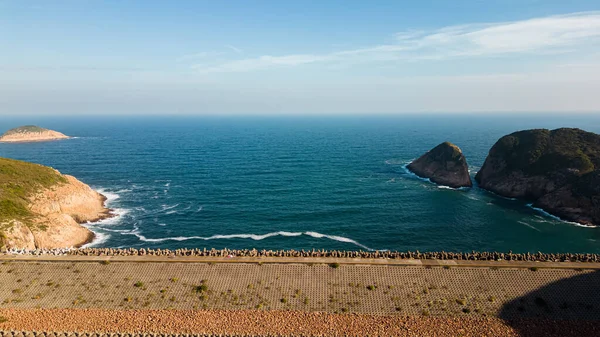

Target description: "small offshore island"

left=408, top=142, right=473, bottom=188
left=477, top=128, right=600, bottom=227
left=0, top=157, right=111, bottom=249
left=0, top=125, right=70, bottom=143
left=407, top=128, right=600, bottom=227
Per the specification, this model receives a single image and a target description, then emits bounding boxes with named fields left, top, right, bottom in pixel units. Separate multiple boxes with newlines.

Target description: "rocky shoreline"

left=2, top=247, right=599, bottom=262
left=0, top=157, right=113, bottom=250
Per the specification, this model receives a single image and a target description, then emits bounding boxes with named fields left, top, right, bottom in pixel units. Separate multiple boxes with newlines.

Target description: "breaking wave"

left=527, top=204, right=597, bottom=228
left=130, top=230, right=376, bottom=251
left=81, top=231, right=110, bottom=248
left=517, top=221, right=541, bottom=232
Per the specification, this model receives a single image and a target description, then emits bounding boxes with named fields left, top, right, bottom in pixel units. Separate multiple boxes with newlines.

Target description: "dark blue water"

left=1, top=114, right=599, bottom=253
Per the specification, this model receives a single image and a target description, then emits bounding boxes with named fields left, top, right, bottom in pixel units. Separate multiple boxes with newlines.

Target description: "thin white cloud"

left=191, top=54, right=325, bottom=72
left=225, top=44, right=243, bottom=54
left=192, top=11, right=600, bottom=73
left=176, top=51, right=227, bottom=62
left=176, top=52, right=211, bottom=62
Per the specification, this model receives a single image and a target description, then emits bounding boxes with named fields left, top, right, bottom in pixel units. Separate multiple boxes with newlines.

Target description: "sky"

left=1, top=0, right=600, bottom=115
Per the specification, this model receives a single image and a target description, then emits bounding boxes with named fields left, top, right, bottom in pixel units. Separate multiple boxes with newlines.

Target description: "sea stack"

left=408, top=142, right=473, bottom=188
left=0, top=157, right=111, bottom=249
left=476, top=128, right=600, bottom=227
left=0, top=125, right=70, bottom=143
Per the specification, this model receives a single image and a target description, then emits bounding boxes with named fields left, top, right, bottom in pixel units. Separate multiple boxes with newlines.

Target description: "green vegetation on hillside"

left=491, top=128, right=600, bottom=176
left=2, top=125, right=48, bottom=136
left=0, top=157, right=66, bottom=226
left=441, top=142, right=463, bottom=159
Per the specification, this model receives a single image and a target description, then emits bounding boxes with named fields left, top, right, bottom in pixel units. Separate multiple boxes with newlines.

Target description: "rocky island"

left=0, top=157, right=111, bottom=249
left=476, top=128, right=600, bottom=227
left=0, top=125, right=70, bottom=143
left=408, top=142, right=473, bottom=188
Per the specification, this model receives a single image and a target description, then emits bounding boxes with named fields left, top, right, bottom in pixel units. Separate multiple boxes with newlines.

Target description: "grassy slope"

left=0, top=157, right=66, bottom=227
left=1, top=125, right=48, bottom=136
left=492, top=128, right=600, bottom=176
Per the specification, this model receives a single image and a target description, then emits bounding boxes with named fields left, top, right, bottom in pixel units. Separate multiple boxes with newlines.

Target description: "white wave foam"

left=532, top=215, right=551, bottom=224
left=98, top=227, right=135, bottom=233
left=88, top=208, right=129, bottom=226
left=384, top=159, right=409, bottom=165
left=161, top=204, right=179, bottom=211
left=402, top=162, right=433, bottom=183
left=303, top=231, right=374, bottom=251
left=97, top=189, right=120, bottom=203
left=131, top=230, right=377, bottom=251
left=197, top=206, right=203, bottom=212
left=165, top=183, right=170, bottom=187
left=82, top=187, right=134, bottom=246
left=527, top=204, right=597, bottom=228
left=158, top=223, right=167, bottom=226
left=518, top=221, right=541, bottom=232
left=165, top=210, right=178, bottom=215
left=81, top=231, right=110, bottom=248
left=114, top=189, right=132, bottom=193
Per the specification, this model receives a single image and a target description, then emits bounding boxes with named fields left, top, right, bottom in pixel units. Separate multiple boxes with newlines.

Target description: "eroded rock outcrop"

left=408, top=142, right=472, bottom=188
left=475, top=128, right=600, bottom=227
left=0, top=157, right=110, bottom=249
left=0, top=125, right=70, bottom=143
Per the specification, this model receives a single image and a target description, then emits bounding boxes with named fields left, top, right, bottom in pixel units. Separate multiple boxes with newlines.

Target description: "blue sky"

left=1, top=0, right=600, bottom=115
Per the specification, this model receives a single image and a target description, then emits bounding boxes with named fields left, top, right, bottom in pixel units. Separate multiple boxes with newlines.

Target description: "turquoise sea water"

left=1, top=114, right=599, bottom=253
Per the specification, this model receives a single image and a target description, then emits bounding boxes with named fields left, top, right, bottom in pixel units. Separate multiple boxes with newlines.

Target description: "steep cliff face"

left=407, top=142, right=473, bottom=188
left=475, top=128, right=600, bottom=226
left=0, top=157, right=110, bottom=249
left=0, top=125, right=70, bottom=143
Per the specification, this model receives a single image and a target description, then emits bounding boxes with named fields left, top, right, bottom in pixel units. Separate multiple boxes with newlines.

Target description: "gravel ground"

left=0, top=309, right=598, bottom=337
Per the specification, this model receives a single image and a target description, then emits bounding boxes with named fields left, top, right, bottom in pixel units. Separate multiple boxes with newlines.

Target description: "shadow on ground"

left=499, top=269, right=600, bottom=337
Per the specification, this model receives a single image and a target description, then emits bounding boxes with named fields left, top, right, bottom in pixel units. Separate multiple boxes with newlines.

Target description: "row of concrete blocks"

left=2, top=248, right=600, bottom=262
left=55, top=248, right=600, bottom=262
left=0, top=332, right=305, bottom=337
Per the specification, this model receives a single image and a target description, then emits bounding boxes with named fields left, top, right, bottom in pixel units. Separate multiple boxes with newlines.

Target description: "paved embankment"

left=0, top=255, right=597, bottom=336
left=0, top=259, right=598, bottom=317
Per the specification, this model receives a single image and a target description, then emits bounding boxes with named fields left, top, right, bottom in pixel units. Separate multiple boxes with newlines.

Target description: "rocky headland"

left=0, top=125, right=70, bottom=143
left=476, top=128, right=600, bottom=227
left=0, top=157, right=111, bottom=249
left=408, top=142, right=473, bottom=188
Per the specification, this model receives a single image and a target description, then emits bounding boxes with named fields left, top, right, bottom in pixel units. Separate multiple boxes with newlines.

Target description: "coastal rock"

left=407, top=142, right=473, bottom=188
left=1, top=221, right=36, bottom=250
left=0, top=125, right=70, bottom=143
left=475, top=128, right=600, bottom=227
left=0, top=157, right=110, bottom=249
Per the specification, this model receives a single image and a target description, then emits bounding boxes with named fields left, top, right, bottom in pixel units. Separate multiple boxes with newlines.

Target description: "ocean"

left=1, top=114, right=599, bottom=253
